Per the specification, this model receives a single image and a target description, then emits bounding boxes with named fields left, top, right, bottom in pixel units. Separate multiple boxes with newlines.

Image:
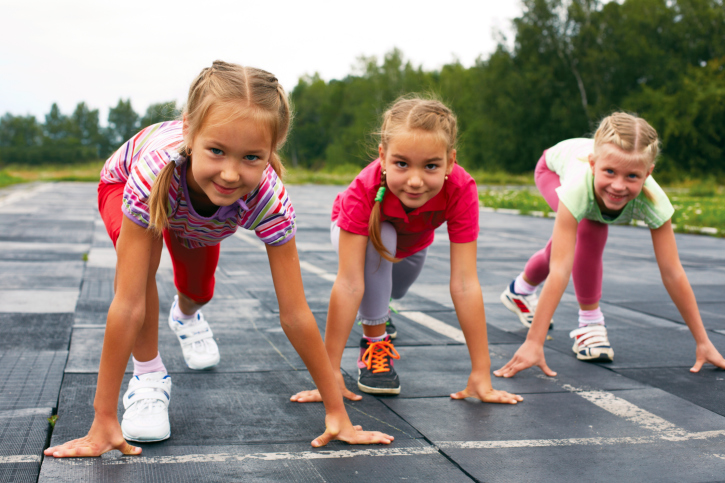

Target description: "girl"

left=495, top=112, right=725, bottom=378
left=291, top=96, right=522, bottom=403
left=45, top=61, right=393, bottom=458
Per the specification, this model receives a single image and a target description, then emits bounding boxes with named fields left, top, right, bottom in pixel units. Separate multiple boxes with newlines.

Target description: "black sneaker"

left=385, top=318, right=397, bottom=339
left=357, top=336, right=401, bottom=395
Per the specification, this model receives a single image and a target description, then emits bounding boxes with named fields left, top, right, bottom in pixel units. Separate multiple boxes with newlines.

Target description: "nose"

left=220, top=161, right=240, bottom=183
left=611, top=176, right=626, bottom=191
left=408, top=172, right=423, bottom=188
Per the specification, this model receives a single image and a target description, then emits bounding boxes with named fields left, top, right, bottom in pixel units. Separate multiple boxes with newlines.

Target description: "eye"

left=425, top=164, right=439, bottom=170
left=244, top=155, right=260, bottom=162
left=627, top=173, right=639, bottom=179
left=210, top=148, right=223, bottom=156
left=395, top=161, right=407, bottom=168
left=605, top=169, right=614, bottom=175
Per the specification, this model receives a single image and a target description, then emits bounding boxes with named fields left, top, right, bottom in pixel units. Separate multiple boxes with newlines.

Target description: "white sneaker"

left=500, top=281, right=553, bottom=329
left=569, top=325, right=614, bottom=362
left=168, top=296, right=220, bottom=370
left=121, top=371, right=172, bottom=442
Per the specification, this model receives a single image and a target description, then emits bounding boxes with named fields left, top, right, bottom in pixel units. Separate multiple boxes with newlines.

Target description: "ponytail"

left=148, top=161, right=177, bottom=236
left=367, top=169, right=399, bottom=263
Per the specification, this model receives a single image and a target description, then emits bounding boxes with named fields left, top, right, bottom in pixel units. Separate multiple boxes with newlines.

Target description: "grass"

left=0, top=161, right=106, bottom=186
left=479, top=186, right=725, bottom=236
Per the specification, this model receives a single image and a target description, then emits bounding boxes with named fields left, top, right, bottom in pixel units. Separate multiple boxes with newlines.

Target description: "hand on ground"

left=691, top=340, right=725, bottom=372
left=44, top=419, right=140, bottom=458
left=450, top=372, right=523, bottom=404
left=493, top=340, right=556, bottom=378
left=290, top=386, right=362, bottom=403
left=311, top=413, right=394, bottom=447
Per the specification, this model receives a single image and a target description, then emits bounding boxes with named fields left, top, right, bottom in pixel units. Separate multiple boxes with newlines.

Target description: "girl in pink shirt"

left=292, top=96, right=522, bottom=403
left=45, top=61, right=392, bottom=458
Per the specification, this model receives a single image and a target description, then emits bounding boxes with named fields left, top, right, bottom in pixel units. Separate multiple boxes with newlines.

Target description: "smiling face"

left=589, top=144, right=654, bottom=216
left=379, top=129, right=455, bottom=212
left=184, top=106, right=272, bottom=214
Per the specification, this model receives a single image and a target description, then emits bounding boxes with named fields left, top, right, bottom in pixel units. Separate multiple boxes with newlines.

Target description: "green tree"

left=107, top=99, right=139, bottom=147
left=0, top=114, right=42, bottom=147
left=140, top=101, right=178, bottom=128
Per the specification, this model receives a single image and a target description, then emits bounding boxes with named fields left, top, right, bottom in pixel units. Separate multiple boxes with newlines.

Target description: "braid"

left=367, top=168, right=399, bottom=263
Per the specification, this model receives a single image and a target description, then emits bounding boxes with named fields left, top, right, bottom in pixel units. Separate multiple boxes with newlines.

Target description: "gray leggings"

left=331, top=221, right=427, bottom=325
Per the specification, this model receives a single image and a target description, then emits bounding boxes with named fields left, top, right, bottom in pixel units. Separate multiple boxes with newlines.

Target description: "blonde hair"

left=369, top=96, right=458, bottom=262
left=593, top=112, right=659, bottom=167
left=148, top=60, right=292, bottom=234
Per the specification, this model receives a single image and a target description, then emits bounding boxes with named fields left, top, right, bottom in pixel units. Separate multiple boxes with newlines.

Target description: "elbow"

left=335, top=276, right=365, bottom=297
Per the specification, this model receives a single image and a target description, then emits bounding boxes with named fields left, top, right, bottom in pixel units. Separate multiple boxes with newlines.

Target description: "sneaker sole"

left=185, top=355, right=221, bottom=370
left=357, top=381, right=401, bottom=395
left=386, top=330, right=398, bottom=339
left=575, top=352, right=614, bottom=363
left=499, top=292, right=553, bottom=330
left=122, top=430, right=171, bottom=443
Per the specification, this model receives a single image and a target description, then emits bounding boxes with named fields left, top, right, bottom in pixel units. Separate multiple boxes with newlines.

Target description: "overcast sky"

left=0, top=0, right=522, bottom=124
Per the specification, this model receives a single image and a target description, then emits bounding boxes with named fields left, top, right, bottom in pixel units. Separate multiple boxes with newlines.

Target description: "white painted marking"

left=438, top=429, right=725, bottom=449
left=0, top=290, right=79, bottom=313
left=296, top=242, right=335, bottom=252
left=233, top=231, right=266, bottom=252
left=401, top=311, right=466, bottom=343
left=299, top=261, right=336, bottom=283
left=73, top=324, right=106, bottom=329
left=0, top=183, right=52, bottom=208
left=0, top=455, right=42, bottom=464
left=86, top=246, right=172, bottom=270
left=562, top=384, right=684, bottom=435
left=0, top=242, right=87, bottom=253
left=52, top=447, right=439, bottom=466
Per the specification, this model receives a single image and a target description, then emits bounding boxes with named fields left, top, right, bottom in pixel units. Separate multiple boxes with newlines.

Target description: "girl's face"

left=379, top=129, right=455, bottom=212
left=184, top=108, right=272, bottom=213
left=589, top=146, right=653, bottom=216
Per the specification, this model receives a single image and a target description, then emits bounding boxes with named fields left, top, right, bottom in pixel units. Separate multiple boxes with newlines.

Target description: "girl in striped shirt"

left=495, top=112, right=725, bottom=377
left=45, top=61, right=393, bottom=458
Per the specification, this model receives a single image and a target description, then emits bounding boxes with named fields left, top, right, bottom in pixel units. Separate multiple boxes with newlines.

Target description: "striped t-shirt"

left=100, top=121, right=296, bottom=248
left=546, top=138, right=674, bottom=229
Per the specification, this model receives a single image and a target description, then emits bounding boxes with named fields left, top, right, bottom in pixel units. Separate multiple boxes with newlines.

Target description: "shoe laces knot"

left=361, top=340, right=400, bottom=373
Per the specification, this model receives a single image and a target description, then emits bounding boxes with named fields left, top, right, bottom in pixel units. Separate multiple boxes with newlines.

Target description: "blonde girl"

left=45, top=61, right=392, bottom=458
left=292, top=96, right=522, bottom=403
left=496, top=112, right=725, bottom=377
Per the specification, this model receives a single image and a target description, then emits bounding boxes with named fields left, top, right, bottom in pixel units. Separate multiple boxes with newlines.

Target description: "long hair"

left=147, top=61, right=293, bottom=235
left=368, top=95, right=458, bottom=262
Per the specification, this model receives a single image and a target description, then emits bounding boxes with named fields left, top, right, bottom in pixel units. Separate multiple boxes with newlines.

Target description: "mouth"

left=213, top=182, right=239, bottom=195
left=604, top=190, right=627, bottom=203
left=404, top=191, right=425, bottom=199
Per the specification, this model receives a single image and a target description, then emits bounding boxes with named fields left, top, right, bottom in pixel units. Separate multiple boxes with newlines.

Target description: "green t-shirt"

left=545, top=138, right=674, bottom=229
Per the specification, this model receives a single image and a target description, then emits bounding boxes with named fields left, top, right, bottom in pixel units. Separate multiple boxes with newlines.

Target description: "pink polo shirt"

left=331, top=160, right=480, bottom=258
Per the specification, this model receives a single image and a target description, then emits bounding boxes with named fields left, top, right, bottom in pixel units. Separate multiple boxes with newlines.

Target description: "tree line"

left=0, top=100, right=177, bottom=166
left=1, top=0, right=723, bottom=179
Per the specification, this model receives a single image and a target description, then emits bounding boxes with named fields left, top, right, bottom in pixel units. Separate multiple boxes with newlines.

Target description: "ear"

left=182, top=114, right=192, bottom=147
left=446, top=149, right=457, bottom=175
left=646, top=163, right=654, bottom=178
left=588, top=153, right=595, bottom=173
left=378, top=143, right=385, bottom=164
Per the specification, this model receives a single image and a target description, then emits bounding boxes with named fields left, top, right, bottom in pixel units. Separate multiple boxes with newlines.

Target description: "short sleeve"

left=121, top=150, right=178, bottom=228
left=250, top=167, right=297, bottom=246
left=445, top=168, right=480, bottom=243
left=333, top=176, right=374, bottom=237
left=555, top=167, right=591, bottom=222
left=640, top=177, right=675, bottom=229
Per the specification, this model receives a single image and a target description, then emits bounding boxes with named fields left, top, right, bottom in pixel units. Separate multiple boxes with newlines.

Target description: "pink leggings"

left=523, top=153, right=607, bottom=306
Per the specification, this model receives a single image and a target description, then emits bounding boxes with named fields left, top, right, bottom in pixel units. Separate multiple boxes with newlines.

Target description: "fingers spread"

left=690, top=360, right=703, bottom=373
left=118, top=441, right=141, bottom=455
left=540, top=363, right=557, bottom=377
left=450, top=390, right=470, bottom=400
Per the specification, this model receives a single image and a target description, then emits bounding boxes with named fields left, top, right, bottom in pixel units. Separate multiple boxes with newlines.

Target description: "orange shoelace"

left=361, top=340, right=401, bottom=373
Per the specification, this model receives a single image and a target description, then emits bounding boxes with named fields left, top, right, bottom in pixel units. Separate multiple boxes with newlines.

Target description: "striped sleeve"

left=242, top=166, right=297, bottom=246
left=121, top=149, right=179, bottom=228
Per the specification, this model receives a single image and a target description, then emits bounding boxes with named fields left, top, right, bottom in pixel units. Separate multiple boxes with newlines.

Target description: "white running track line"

left=399, top=311, right=466, bottom=343
left=0, top=455, right=42, bottom=464
left=37, top=428, right=725, bottom=466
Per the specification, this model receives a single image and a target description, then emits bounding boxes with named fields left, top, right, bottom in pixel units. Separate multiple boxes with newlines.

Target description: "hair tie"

left=172, top=153, right=186, bottom=167
left=375, top=186, right=386, bottom=203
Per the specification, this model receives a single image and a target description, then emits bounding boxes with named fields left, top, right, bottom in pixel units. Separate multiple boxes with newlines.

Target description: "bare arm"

left=494, top=203, right=578, bottom=378
left=267, top=236, right=392, bottom=446
left=448, top=241, right=522, bottom=403
left=46, top=216, right=163, bottom=457
left=651, top=220, right=725, bottom=372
